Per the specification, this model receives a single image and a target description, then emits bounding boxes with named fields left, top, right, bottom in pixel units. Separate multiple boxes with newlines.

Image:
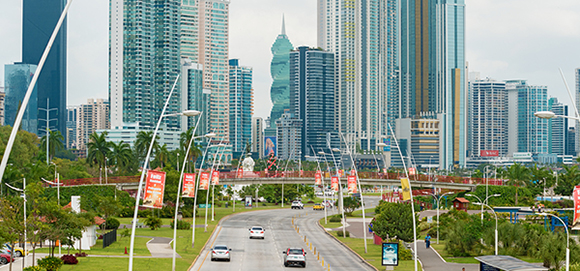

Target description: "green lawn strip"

left=32, top=237, right=152, bottom=256
left=431, top=240, right=543, bottom=264
left=352, top=208, right=375, bottom=217
left=59, top=256, right=192, bottom=271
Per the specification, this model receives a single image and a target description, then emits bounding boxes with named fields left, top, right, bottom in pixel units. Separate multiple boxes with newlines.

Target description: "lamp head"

left=492, top=194, right=501, bottom=197
left=377, top=143, right=387, bottom=147
left=318, top=151, right=325, bottom=155
left=472, top=202, right=482, bottom=206
left=304, top=155, right=310, bottom=158
left=465, top=193, right=474, bottom=197
left=534, top=111, right=556, bottom=119
left=204, top=132, right=217, bottom=138
left=332, top=148, right=340, bottom=152
left=182, top=110, right=202, bottom=116
left=536, top=212, right=548, bottom=216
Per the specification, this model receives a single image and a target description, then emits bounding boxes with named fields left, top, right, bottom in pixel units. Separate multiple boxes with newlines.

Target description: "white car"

left=249, top=226, right=265, bottom=239
left=211, top=245, right=231, bottom=261
left=291, top=201, right=304, bottom=209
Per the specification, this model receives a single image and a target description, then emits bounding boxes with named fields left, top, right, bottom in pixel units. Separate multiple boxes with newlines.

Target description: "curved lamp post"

left=538, top=212, right=570, bottom=271
left=421, top=191, right=454, bottom=244
left=204, top=142, right=227, bottom=231
left=466, top=193, right=501, bottom=225
left=329, top=147, right=347, bottom=238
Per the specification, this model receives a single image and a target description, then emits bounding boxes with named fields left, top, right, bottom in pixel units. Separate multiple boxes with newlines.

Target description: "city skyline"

left=0, top=0, right=579, bottom=122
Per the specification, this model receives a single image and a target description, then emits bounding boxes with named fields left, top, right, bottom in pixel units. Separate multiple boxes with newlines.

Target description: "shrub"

left=169, top=219, right=191, bottom=230
left=38, top=256, right=64, bottom=271
left=337, top=230, right=350, bottom=237
left=74, top=252, right=87, bottom=257
left=329, top=216, right=341, bottom=223
left=144, top=216, right=162, bottom=230
left=61, top=254, right=78, bottom=265
left=120, top=228, right=131, bottom=239
left=105, top=217, right=120, bottom=229
left=23, top=266, right=42, bottom=271
left=399, top=243, right=413, bottom=260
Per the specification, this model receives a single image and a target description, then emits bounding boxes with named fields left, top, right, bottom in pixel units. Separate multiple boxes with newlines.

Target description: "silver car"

left=211, top=245, right=231, bottom=262
left=249, top=226, right=265, bottom=239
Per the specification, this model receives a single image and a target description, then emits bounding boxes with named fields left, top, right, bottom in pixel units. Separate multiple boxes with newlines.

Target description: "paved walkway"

left=143, top=236, right=180, bottom=258
left=414, top=240, right=478, bottom=271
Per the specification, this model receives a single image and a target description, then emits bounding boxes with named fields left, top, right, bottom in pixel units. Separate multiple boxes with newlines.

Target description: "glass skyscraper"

left=228, top=59, right=253, bottom=158
left=266, top=17, right=294, bottom=137
left=181, top=57, right=206, bottom=134
left=548, top=97, right=568, bottom=155
left=4, top=63, right=38, bottom=135
left=22, top=0, right=67, bottom=138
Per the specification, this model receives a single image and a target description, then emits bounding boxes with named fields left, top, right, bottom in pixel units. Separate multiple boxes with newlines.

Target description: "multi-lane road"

left=190, top=198, right=380, bottom=271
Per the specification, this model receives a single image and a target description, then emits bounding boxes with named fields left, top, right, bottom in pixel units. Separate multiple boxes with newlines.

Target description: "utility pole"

left=38, top=98, right=58, bottom=164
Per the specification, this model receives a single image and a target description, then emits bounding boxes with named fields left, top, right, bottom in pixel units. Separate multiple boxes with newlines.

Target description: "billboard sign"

left=480, top=150, right=499, bottom=157
left=211, top=171, right=220, bottom=185
left=199, top=172, right=210, bottom=190
left=338, top=169, right=344, bottom=177
left=347, top=176, right=357, bottom=193
left=383, top=138, right=391, bottom=152
left=382, top=242, right=399, bottom=266
left=264, top=136, right=277, bottom=157
left=331, top=177, right=339, bottom=192
left=143, top=170, right=166, bottom=209
left=182, top=173, right=196, bottom=198
left=315, top=171, right=322, bottom=185
left=574, top=186, right=580, bottom=230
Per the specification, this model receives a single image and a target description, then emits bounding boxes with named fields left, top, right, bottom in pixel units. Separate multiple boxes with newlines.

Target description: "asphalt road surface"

left=189, top=200, right=378, bottom=271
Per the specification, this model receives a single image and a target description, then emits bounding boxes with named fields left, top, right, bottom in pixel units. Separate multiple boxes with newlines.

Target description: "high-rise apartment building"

left=317, top=0, right=398, bottom=151
left=566, top=127, right=576, bottom=156
left=180, top=0, right=230, bottom=139
left=66, top=106, right=78, bottom=149
left=289, top=46, right=335, bottom=159
left=548, top=97, right=568, bottom=155
left=399, top=0, right=467, bottom=169
left=276, top=111, right=302, bottom=161
left=468, top=79, right=508, bottom=157
left=266, top=17, right=294, bottom=137
left=251, top=117, right=264, bottom=159
left=3, top=63, right=38, bottom=135
left=181, top=57, right=207, bottom=134
left=77, top=99, right=110, bottom=150
left=506, top=80, right=548, bottom=155
left=22, top=0, right=67, bottom=139
left=0, top=90, right=4, bottom=126
left=229, top=59, right=253, bottom=157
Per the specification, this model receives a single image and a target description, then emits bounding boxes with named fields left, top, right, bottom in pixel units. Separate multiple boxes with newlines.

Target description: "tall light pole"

left=204, top=142, right=226, bottom=231
left=466, top=193, right=501, bottom=225
left=330, top=147, right=346, bottom=238
left=318, top=150, right=331, bottom=222
left=211, top=143, right=229, bottom=220
left=473, top=202, right=498, bottom=255
left=537, top=212, right=570, bottom=271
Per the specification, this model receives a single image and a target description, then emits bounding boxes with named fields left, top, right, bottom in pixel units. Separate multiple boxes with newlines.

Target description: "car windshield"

left=214, top=246, right=228, bottom=251
left=288, top=249, right=303, bottom=255
left=251, top=227, right=263, bottom=231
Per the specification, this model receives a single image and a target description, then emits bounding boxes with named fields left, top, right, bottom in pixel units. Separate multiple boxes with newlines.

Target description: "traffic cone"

left=125, top=247, right=127, bottom=254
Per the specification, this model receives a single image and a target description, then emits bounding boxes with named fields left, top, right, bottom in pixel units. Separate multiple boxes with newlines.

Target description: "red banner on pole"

left=573, top=185, right=580, bottom=229
left=300, top=169, right=303, bottom=176
left=408, top=167, right=416, bottom=175
left=199, top=172, right=210, bottom=190
left=315, top=171, right=322, bottom=185
left=331, top=177, right=339, bottom=192
left=237, top=168, right=243, bottom=178
left=347, top=176, right=357, bottom=193
left=338, top=169, right=343, bottom=177
left=143, top=170, right=166, bottom=209
left=350, top=169, right=356, bottom=176
left=211, top=171, right=220, bottom=185
left=182, top=173, right=196, bottom=198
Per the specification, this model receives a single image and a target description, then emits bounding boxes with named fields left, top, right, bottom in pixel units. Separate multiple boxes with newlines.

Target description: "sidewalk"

left=343, top=217, right=373, bottom=239
left=144, top=236, right=180, bottom=258
left=414, top=240, right=478, bottom=271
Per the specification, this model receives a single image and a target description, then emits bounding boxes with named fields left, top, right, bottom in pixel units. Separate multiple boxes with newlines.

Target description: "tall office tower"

left=276, top=111, right=302, bottom=161
left=229, top=59, right=253, bottom=158
left=576, top=68, right=580, bottom=155
left=76, top=99, right=110, bottom=151
left=266, top=17, right=294, bottom=137
left=289, top=46, right=335, bottom=159
left=548, top=97, right=568, bottom=155
left=399, top=0, right=466, bottom=169
left=317, top=0, right=398, bottom=151
left=506, top=80, right=548, bottom=155
left=22, top=0, right=67, bottom=139
left=180, top=0, right=230, bottom=139
left=3, top=63, right=38, bottom=135
left=566, top=127, right=576, bottom=156
left=181, top=57, right=207, bottom=134
left=468, top=79, right=508, bottom=157
left=251, top=117, right=264, bottom=159
left=0, top=89, right=4, bottom=126
left=66, top=106, right=78, bottom=149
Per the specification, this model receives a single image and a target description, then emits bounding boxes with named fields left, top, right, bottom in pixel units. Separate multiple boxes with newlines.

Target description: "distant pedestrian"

left=425, top=234, right=431, bottom=249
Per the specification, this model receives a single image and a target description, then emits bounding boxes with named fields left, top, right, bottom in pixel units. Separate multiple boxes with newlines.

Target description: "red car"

left=0, top=253, right=14, bottom=265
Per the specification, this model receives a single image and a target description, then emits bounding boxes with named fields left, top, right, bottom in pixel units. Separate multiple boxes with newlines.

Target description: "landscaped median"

left=31, top=204, right=285, bottom=271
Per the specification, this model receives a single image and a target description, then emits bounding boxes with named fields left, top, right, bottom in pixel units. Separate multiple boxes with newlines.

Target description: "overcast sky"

left=1, top=0, right=579, bottom=120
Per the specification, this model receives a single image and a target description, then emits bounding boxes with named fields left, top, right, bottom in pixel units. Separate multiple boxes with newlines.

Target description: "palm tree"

left=179, top=128, right=203, bottom=171
left=86, top=132, right=111, bottom=171
left=505, top=163, right=531, bottom=205
left=134, top=131, right=159, bottom=161
left=109, top=141, right=133, bottom=174
left=154, top=144, right=169, bottom=169
left=40, top=130, right=65, bottom=162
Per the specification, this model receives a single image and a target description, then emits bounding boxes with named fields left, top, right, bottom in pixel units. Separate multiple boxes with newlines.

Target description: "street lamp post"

left=473, top=202, right=498, bottom=255
left=330, top=147, right=347, bottom=238
left=204, top=142, right=226, bottom=232
left=537, top=212, right=570, bottom=271
left=465, top=193, right=501, bottom=225
left=424, top=191, right=454, bottom=244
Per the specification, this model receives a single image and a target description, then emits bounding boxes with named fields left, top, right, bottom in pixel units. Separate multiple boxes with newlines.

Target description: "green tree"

left=86, top=131, right=111, bottom=171
left=134, top=131, right=159, bottom=161
left=371, top=201, right=418, bottom=243
left=40, top=130, right=65, bottom=162
left=342, top=196, right=361, bottom=215
left=555, top=165, right=580, bottom=196
left=96, top=196, right=121, bottom=237
left=153, top=144, right=170, bottom=169
left=109, top=141, right=133, bottom=175
left=505, top=163, right=531, bottom=205
left=0, top=196, right=25, bottom=270
left=0, top=125, right=40, bottom=171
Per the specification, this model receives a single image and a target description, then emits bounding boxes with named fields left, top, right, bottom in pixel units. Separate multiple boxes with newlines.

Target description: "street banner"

left=199, top=172, right=210, bottom=190
left=338, top=169, right=343, bottom=177
left=143, top=170, right=166, bottom=209
left=211, top=171, right=220, bottom=185
left=182, top=173, right=196, bottom=198
left=347, top=176, right=357, bottom=193
left=382, top=242, right=399, bottom=266
left=408, top=167, right=416, bottom=175
left=383, top=168, right=387, bottom=174
left=350, top=169, right=356, bottom=176
left=315, top=171, right=322, bottom=185
left=300, top=169, right=304, bottom=176
left=573, top=185, right=580, bottom=230
left=237, top=168, right=243, bottom=178
left=331, top=177, right=339, bottom=192
left=400, top=178, right=411, bottom=201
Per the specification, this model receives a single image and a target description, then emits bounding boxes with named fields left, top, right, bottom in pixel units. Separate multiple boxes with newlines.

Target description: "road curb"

left=316, top=220, right=379, bottom=271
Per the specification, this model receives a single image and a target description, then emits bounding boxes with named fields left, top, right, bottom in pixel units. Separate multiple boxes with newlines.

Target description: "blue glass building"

left=548, top=97, right=567, bottom=155
left=229, top=59, right=253, bottom=158
left=4, top=63, right=38, bottom=135
left=22, top=0, right=67, bottom=138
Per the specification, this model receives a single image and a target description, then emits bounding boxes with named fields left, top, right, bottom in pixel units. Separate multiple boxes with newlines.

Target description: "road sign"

left=199, top=204, right=211, bottom=208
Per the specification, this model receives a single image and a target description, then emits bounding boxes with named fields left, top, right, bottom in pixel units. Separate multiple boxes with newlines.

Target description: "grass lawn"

left=431, top=240, right=543, bottom=264
left=352, top=208, right=375, bottom=217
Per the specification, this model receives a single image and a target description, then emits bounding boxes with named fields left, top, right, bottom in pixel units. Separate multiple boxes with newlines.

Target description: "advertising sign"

left=382, top=168, right=387, bottom=174
left=347, top=176, right=357, bottom=193
left=480, top=150, right=499, bottom=157
left=408, top=167, right=416, bottom=175
left=300, top=169, right=304, bottom=176
left=350, top=169, right=356, bottom=176
left=182, top=173, right=196, bottom=198
left=237, top=168, right=244, bottom=178
left=199, top=172, right=210, bottom=190
left=382, top=242, right=399, bottom=266
left=573, top=186, right=580, bottom=230
left=315, top=171, right=322, bottom=185
left=338, top=169, right=343, bottom=177
left=211, top=171, right=220, bottom=185
left=331, top=177, right=339, bottom=192
left=264, top=136, right=277, bottom=157
left=245, top=195, right=253, bottom=207
left=383, top=138, right=391, bottom=152
left=143, top=170, right=166, bottom=209
left=400, top=178, right=411, bottom=201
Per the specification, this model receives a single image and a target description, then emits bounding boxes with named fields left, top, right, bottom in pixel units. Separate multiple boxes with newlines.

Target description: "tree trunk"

left=515, top=187, right=519, bottom=206
left=32, top=243, right=36, bottom=267
left=9, top=242, right=15, bottom=271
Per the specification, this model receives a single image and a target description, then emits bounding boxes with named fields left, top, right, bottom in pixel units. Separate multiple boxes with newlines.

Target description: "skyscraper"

left=22, top=0, right=67, bottom=139
left=289, top=46, right=335, bottom=159
left=181, top=57, right=206, bottom=134
left=251, top=117, right=264, bottom=159
left=0, top=90, right=5, bottom=126
left=399, top=0, right=466, bottom=169
left=318, top=0, right=398, bottom=151
left=566, top=127, right=576, bottom=156
left=66, top=106, right=78, bottom=149
left=548, top=97, right=568, bottom=155
left=4, top=63, right=38, bottom=135
left=76, top=99, right=110, bottom=151
left=276, top=111, right=302, bottom=161
left=266, top=16, right=294, bottom=137
left=181, top=0, right=230, bottom=139
left=229, top=59, right=253, bottom=158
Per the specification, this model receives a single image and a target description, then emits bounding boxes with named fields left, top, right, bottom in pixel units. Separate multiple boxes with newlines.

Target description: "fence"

left=102, top=229, right=117, bottom=249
